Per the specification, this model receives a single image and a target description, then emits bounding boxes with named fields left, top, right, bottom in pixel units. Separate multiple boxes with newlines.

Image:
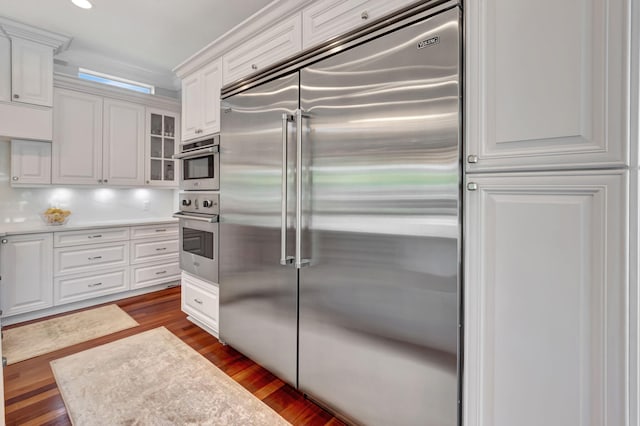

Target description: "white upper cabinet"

left=465, top=0, right=629, bottom=171
left=182, top=58, right=222, bottom=141
left=53, top=87, right=163, bottom=187
left=0, top=35, right=10, bottom=102
left=464, top=171, right=628, bottom=426
left=302, top=0, right=412, bottom=49
left=11, top=38, right=53, bottom=107
left=10, top=139, right=51, bottom=185
left=146, top=108, right=179, bottom=186
left=103, top=98, right=145, bottom=186
left=52, top=88, right=103, bottom=185
left=222, top=14, right=302, bottom=86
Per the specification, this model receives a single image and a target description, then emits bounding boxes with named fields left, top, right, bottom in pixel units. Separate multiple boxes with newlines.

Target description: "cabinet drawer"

left=130, top=224, right=178, bottom=240
left=54, top=268, right=129, bottom=305
left=181, top=274, right=219, bottom=332
left=131, top=259, right=180, bottom=289
left=222, top=14, right=301, bottom=85
left=54, top=227, right=129, bottom=247
left=130, top=238, right=179, bottom=264
left=302, top=0, right=412, bottom=49
left=54, top=242, right=129, bottom=276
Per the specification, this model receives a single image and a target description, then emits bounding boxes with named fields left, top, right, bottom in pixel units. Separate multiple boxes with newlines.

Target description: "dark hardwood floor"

left=3, top=286, right=345, bottom=426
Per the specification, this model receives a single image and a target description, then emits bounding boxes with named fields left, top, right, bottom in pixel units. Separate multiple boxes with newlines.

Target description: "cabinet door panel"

left=131, top=260, right=180, bottom=289
left=54, top=242, right=129, bottom=276
left=182, top=273, right=219, bottom=333
left=464, top=171, right=627, bottom=426
left=103, top=99, right=145, bottom=185
left=54, top=227, right=129, bottom=247
left=465, top=0, right=629, bottom=171
left=181, top=73, right=202, bottom=141
left=0, top=233, right=53, bottom=316
left=52, top=89, right=103, bottom=184
left=11, top=38, right=53, bottom=107
left=0, top=35, right=9, bottom=102
left=145, top=108, right=180, bottom=186
left=201, top=59, right=222, bottom=136
left=10, top=139, right=51, bottom=185
left=302, top=0, right=411, bottom=49
left=130, top=238, right=178, bottom=264
left=222, top=15, right=301, bottom=85
left=54, top=268, right=129, bottom=305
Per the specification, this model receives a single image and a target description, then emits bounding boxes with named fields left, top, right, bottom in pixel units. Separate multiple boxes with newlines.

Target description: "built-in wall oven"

left=173, top=135, right=220, bottom=191
left=173, top=192, right=219, bottom=283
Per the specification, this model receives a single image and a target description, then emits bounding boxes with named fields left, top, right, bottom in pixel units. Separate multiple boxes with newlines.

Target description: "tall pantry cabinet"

left=463, top=1, right=632, bottom=426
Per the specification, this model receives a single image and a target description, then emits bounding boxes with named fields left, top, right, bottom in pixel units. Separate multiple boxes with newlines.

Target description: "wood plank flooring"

left=3, top=286, right=345, bottom=426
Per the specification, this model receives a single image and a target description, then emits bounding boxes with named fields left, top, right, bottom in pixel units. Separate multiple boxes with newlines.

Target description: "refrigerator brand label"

left=418, top=36, right=439, bottom=49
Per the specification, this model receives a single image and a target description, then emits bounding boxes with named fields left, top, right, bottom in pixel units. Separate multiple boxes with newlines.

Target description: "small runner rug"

left=3, top=304, right=139, bottom=365
left=50, top=327, right=290, bottom=425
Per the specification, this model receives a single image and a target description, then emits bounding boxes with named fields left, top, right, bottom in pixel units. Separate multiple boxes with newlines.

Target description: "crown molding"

left=172, top=0, right=316, bottom=78
left=0, top=17, right=72, bottom=54
left=53, top=73, right=180, bottom=112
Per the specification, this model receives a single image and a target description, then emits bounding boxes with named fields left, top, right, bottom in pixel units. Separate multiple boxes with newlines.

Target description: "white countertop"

left=0, top=217, right=178, bottom=237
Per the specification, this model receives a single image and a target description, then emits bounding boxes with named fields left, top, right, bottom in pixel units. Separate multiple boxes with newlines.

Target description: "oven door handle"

left=280, top=113, right=294, bottom=266
left=172, top=146, right=219, bottom=160
left=172, top=212, right=218, bottom=223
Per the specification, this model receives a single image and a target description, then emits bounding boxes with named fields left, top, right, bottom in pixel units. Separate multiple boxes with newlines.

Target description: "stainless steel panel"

left=219, top=73, right=299, bottom=386
left=299, top=8, right=460, bottom=425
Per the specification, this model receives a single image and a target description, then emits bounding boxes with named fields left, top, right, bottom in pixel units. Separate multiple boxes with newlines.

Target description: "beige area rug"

left=50, top=327, right=290, bottom=426
left=3, top=304, right=139, bottom=365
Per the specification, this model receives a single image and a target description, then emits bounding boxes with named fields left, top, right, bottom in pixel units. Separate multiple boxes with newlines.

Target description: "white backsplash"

left=0, top=141, right=177, bottom=225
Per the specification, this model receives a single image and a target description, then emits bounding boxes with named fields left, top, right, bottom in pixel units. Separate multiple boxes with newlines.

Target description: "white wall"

left=0, top=141, right=176, bottom=225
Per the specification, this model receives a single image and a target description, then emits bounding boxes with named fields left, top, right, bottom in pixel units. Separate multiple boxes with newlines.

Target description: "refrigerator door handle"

left=281, top=113, right=294, bottom=266
left=295, top=108, right=310, bottom=269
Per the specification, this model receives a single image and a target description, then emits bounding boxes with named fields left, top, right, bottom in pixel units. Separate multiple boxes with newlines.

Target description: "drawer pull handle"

left=155, top=229, right=166, bottom=232
left=251, top=64, right=258, bottom=70
left=88, top=256, right=103, bottom=260
left=155, top=270, right=167, bottom=275
left=155, top=247, right=167, bottom=251
left=88, top=282, right=103, bottom=288
left=88, top=235, right=102, bottom=239
left=194, top=298, right=203, bottom=304
left=361, top=10, right=369, bottom=20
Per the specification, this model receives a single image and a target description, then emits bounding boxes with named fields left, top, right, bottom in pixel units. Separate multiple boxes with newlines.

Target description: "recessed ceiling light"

left=71, top=0, right=92, bottom=9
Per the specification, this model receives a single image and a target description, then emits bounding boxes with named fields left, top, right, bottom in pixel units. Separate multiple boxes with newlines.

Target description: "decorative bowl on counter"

left=41, top=208, right=71, bottom=226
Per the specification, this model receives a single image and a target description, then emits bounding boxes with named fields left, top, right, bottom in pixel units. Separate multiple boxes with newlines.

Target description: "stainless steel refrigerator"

left=220, top=4, right=460, bottom=425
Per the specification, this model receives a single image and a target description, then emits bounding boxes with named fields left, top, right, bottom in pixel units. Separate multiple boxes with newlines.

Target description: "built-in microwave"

left=173, top=135, right=220, bottom=191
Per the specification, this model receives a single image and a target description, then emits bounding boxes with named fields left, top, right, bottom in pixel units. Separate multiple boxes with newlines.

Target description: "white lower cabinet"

left=130, top=237, right=179, bottom=265
left=181, top=272, right=219, bottom=336
left=0, top=233, right=53, bottom=316
left=0, top=222, right=179, bottom=319
left=54, top=241, right=129, bottom=276
left=54, top=268, right=129, bottom=305
left=464, top=171, right=628, bottom=426
left=131, top=261, right=180, bottom=290
left=130, top=224, right=180, bottom=289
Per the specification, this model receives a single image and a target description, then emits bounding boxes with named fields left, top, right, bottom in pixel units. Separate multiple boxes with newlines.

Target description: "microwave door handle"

left=281, top=113, right=294, bottom=266
left=295, top=108, right=310, bottom=269
left=172, top=146, right=219, bottom=160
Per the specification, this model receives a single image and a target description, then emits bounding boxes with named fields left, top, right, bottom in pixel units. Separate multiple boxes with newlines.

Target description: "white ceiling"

left=0, top=0, right=274, bottom=91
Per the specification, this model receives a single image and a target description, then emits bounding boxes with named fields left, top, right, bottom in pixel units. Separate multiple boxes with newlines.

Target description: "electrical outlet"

left=143, top=200, right=149, bottom=211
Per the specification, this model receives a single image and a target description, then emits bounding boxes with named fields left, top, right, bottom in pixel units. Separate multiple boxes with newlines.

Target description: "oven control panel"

left=178, top=192, right=219, bottom=215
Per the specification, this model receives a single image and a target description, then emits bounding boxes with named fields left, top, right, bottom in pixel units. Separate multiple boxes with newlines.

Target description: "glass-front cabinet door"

left=146, top=108, right=180, bottom=187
